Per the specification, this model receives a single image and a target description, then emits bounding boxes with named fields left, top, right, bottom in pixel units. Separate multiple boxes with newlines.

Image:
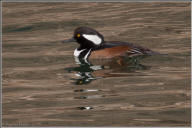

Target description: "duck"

left=62, top=26, right=159, bottom=60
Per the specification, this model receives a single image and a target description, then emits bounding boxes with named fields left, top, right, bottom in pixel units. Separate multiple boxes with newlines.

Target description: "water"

left=2, top=2, right=191, bottom=127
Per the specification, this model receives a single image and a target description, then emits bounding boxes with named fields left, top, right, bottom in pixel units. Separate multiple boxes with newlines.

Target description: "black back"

left=93, top=41, right=159, bottom=55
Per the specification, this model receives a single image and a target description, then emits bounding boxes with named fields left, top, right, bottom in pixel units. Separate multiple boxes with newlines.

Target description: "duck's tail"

left=145, top=50, right=167, bottom=56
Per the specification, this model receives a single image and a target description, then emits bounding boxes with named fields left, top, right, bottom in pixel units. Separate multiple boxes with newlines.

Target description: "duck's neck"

left=74, top=48, right=92, bottom=59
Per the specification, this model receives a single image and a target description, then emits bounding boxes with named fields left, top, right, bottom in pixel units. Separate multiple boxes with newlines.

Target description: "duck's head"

left=62, top=26, right=104, bottom=49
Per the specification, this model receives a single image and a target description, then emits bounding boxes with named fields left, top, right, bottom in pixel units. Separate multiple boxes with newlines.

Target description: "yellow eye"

left=77, top=34, right=81, bottom=38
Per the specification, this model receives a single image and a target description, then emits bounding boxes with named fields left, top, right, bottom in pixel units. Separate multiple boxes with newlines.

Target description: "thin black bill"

left=62, top=37, right=76, bottom=43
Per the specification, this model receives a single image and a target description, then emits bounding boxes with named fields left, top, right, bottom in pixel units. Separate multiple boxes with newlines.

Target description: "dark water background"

left=2, top=2, right=191, bottom=127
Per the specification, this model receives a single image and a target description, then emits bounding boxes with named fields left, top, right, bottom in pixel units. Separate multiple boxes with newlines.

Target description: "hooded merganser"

left=62, top=26, right=159, bottom=60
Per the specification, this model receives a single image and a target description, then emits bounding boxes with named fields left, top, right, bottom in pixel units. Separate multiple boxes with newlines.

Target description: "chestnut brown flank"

left=90, top=46, right=131, bottom=59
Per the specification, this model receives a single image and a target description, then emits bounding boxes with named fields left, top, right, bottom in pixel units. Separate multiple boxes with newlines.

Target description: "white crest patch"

left=74, top=48, right=86, bottom=57
left=82, top=34, right=102, bottom=45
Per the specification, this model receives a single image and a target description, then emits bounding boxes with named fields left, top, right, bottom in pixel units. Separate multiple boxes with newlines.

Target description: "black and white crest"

left=74, top=27, right=104, bottom=49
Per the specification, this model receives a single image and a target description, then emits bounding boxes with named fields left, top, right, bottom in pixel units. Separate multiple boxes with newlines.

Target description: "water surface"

left=2, top=2, right=191, bottom=127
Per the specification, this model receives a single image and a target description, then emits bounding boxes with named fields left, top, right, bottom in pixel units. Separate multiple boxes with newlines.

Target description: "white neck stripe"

left=74, top=48, right=86, bottom=57
left=84, top=49, right=92, bottom=60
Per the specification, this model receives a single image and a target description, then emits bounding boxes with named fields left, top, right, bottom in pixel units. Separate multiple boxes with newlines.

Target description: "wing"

left=93, top=41, right=159, bottom=55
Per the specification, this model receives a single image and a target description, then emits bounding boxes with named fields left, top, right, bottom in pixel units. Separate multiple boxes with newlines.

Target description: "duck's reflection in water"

left=64, top=56, right=151, bottom=110
left=65, top=55, right=150, bottom=85
left=65, top=57, right=104, bottom=85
